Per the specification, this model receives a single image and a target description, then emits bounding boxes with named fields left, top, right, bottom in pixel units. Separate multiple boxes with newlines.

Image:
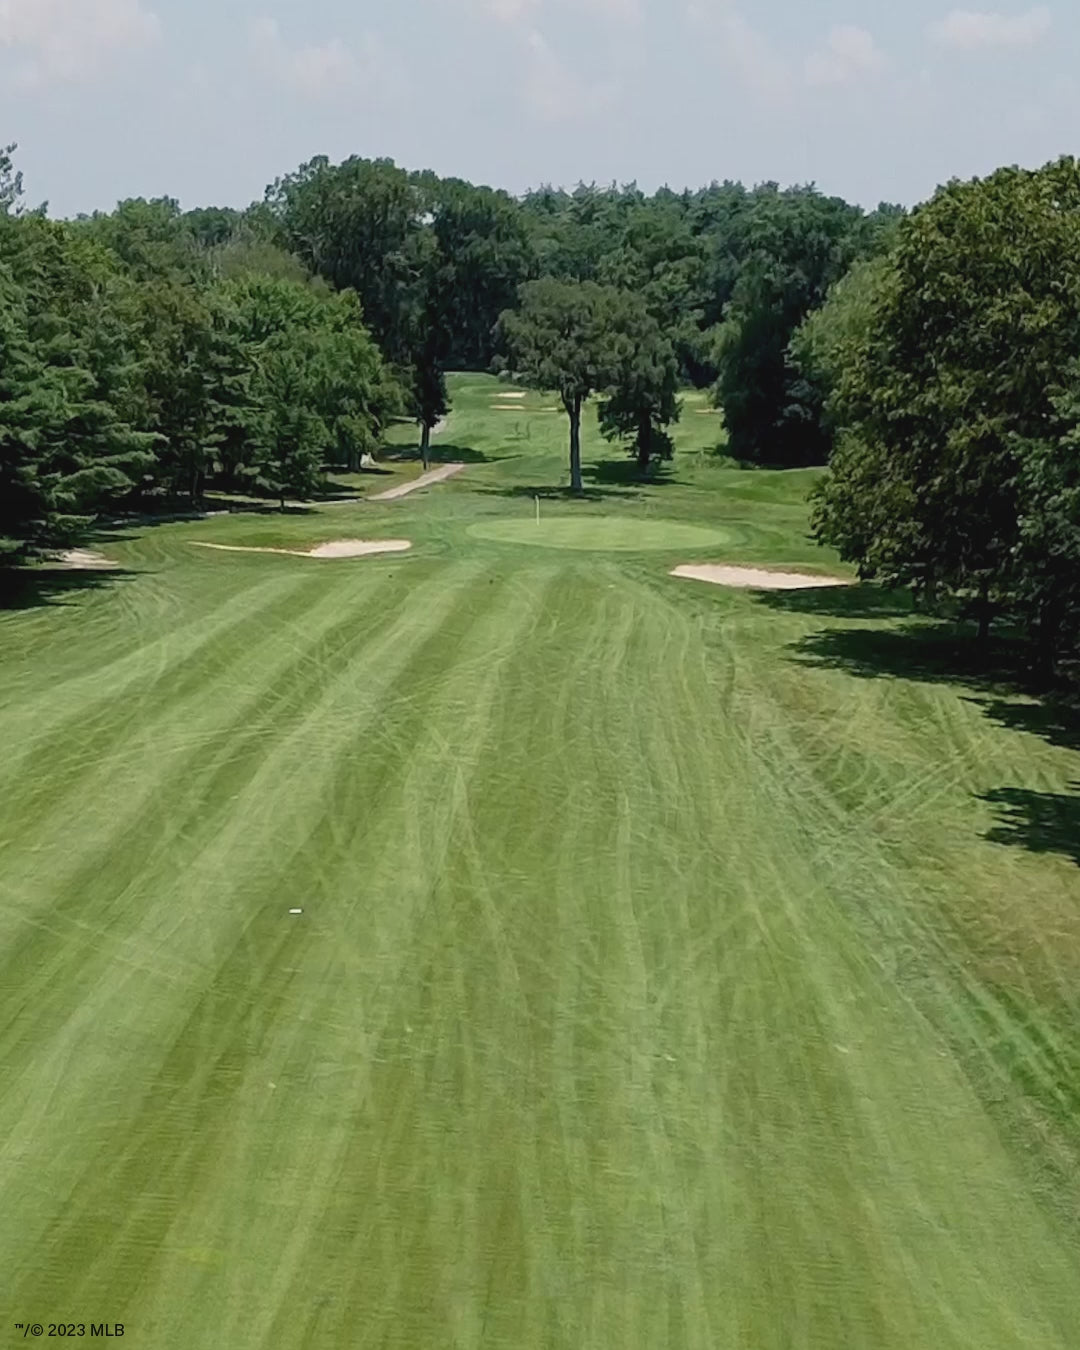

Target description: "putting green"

left=468, top=516, right=731, bottom=552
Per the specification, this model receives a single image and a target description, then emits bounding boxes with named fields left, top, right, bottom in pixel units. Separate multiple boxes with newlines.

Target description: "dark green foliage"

left=412, top=356, right=448, bottom=472
left=0, top=148, right=402, bottom=553
left=183, top=206, right=242, bottom=250
left=497, top=279, right=613, bottom=493
left=221, top=277, right=401, bottom=489
left=1008, top=371, right=1080, bottom=668
left=497, top=279, right=675, bottom=492
left=427, top=179, right=536, bottom=370
left=129, top=279, right=219, bottom=501
left=77, top=197, right=206, bottom=285
left=0, top=143, right=25, bottom=216
left=265, top=160, right=905, bottom=474
left=812, top=157, right=1080, bottom=670
left=0, top=215, right=158, bottom=553
left=266, top=156, right=456, bottom=445
left=709, top=187, right=878, bottom=465
left=789, top=254, right=892, bottom=442
left=267, top=156, right=425, bottom=366
left=597, top=301, right=681, bottom=473
left=0, top=260, right=56, bottom=557
left=249, top=344, right=326, bottom=509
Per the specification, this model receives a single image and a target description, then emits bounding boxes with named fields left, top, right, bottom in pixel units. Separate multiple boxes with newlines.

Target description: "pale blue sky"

left=0, top=0, right=1074, bottom=215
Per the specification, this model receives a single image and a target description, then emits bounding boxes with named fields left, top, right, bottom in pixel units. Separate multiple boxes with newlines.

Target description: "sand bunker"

left=495, top=391, right=527, bottom=400
left=55, top=550, right=120, bottom=570
left=672, top=564, right=849, bottom=590
left=194, top=540, right=412, bottom=560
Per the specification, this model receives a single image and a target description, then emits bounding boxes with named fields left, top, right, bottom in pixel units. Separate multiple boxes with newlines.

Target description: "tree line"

left=1, top=144, right=902, bottom=558
left=800, top=155, right=1080, bottom=676
left=271, top=159, right=901, bottom=475
left=276, top=151, right=1080, bottom=674
left=0, top=151, right=402, bottom=559
left=8, top=140, right=1080, bottom=676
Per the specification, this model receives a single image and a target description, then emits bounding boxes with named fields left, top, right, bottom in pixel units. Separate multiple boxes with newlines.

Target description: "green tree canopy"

left=709, top=187, right=874, bottom=465
left=497, top=279, right=666, bottom=493
left=597, top=300, right=681, bottom=473
left=812, top=156, right=1080, bottom=666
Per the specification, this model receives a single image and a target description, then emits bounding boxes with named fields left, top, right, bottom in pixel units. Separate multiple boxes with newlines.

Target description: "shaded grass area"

left=982, top=785, right=1080, bottom=864
left=778, top=613, right=1080, bottom=867
left=3, top=374, right=1080, bottom=1347
left=0, top=563, right=137, bottom=612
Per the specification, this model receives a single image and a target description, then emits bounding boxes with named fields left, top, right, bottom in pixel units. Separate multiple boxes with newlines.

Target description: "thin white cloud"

left=929, top=7, right=1051, bottom=50
left=584, top=0, right=645, bottom=21
left=0, top=0, right=160, bottom=87
left=479, top=0, right=542, bottom=23
left=471, top=0, right=641, bottom=122
left=522, top=28, right=618, bottom=121
left=474, top=0, right=642, bottom=26
left=806, top=25, right=885, bottom=87
left=687, top=2, right=790, bottom=101
left=250, top=17, right=374, bottom=100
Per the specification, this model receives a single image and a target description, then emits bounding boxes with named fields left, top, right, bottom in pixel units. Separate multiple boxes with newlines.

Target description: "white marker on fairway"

left=289, top=908, right=303, bottom=916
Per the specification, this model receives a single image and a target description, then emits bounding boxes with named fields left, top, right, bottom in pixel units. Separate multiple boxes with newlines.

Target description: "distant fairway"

left=4, top=375, right=1080, bottom=1347
left=468, top=516, right=731, bottom=551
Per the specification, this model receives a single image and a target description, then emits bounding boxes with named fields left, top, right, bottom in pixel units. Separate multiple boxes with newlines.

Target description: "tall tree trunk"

left=569, top=397, right=583, bottom=495
left=420, top=420, right=431, bottom=473
left=637, top=409, right=652, bottom=474
left=976, top=579, right=992, bottom=646
left=1035, top=598, right=1061, bottom=686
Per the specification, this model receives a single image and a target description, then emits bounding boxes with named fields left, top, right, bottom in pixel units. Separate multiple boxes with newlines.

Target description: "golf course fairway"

left=466, top=516, right=731, bottom=551
left=3, top=376, right=1080, bottom=1348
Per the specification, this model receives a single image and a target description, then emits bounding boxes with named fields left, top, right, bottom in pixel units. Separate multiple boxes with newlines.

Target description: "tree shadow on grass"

left=323, top=469, right=396, bottom=490
left=582, top=458, right=678, bottom=490
left=101, top=497, right=318, bottom=527
left=381, top=443, right=490, bottom=466
left=791, top=620, right=1080, bottom=755
left=0, top=565, right=137, bottom=612
left=981, top=785, right=1080, bottom=867
left=789, top=622, right=1035, bottom=694
left=755, top=583, right=916, bottom=621
left=473, top=483, right=609, bottom=503
left=785, top=616, right=1080, bottom=865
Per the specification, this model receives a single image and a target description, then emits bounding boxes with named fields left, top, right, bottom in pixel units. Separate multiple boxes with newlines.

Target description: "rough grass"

left=3, top=375, right=1080, bottom=1347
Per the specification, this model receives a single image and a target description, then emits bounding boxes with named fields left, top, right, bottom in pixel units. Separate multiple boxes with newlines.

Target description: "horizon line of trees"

left=1, top=143, right=905, bottom=560
left=8, top=142, right=1080, bottom=678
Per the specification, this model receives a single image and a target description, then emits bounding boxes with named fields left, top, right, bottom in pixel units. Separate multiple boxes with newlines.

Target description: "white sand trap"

left=309, top=540, right=412, bottom=558
left=495, top=391, right=527, bottom=400
left=55, top=549, right=119, bottom=570
left=194, top=539, right=411, bottom=560
left=672, top=564, right=850, bottom=590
